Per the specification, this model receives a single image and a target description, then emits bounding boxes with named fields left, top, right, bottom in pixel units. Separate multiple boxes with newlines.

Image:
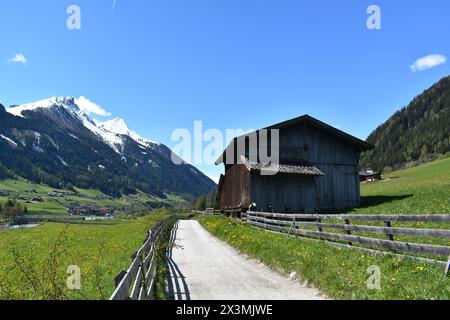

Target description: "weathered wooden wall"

left=250, top=174, right=316, bottom=213
left=219, top=119, right=365, bottom=213
left=278, top=123, right=361, bottom=211
left=219, top=164, right=251, bottom=212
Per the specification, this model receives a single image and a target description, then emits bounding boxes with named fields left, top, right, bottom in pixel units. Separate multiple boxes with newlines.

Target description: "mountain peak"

left=101, top=118, right=131, bottom=135
left=6, top=96, right=80, bottom=118
left=99, top=118, right=159, bottom=146
left=5, top=96, right=160, bottom=151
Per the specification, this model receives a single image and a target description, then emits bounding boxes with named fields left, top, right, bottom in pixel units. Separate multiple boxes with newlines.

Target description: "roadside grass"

left=0, top=212, right=168, bottom=300
left=197, top=215, right=450, bottom=300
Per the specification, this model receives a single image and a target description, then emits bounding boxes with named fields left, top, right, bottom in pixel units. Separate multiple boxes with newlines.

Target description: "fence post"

left=344, top=219, right=353, bottom=246
left=384, top=220, right=396, bottom=253
left=264, top=214, right=267, bottom=230
left=317, top=218, right=322, bottom=232
left=114, top=270, right=127, bottom=288
left=445, top=255, right=450, bottom=277
left=139, top=254, right=148, bottom=300
left=383, top=220, right=395, bottom=241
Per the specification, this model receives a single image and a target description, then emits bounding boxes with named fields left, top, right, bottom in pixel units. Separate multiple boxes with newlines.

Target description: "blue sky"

left=1, top=0, right=450, bottom=181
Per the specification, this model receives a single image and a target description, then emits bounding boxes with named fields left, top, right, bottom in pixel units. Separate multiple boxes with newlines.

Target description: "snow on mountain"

left=6, top=97, right=81, bottom=118
left=98, top=118, right=159, bottom=147
left=5, top=96, right=159, bottom=154
left=0, top=134, right=18, bottom=148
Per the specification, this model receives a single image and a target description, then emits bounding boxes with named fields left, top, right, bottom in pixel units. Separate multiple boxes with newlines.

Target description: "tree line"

left=361, top=75, right=450, bottom=172
left=193, top=190, right=218, bottom=211
left=0, top=198, right=28, bottom=221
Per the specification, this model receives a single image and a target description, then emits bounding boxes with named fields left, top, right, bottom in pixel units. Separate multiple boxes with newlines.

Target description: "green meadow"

left=354, top=156, right=450, bottom=215
left=0, top=212, right=168, bottom=300
left=0, top=178, right=187, bottom=215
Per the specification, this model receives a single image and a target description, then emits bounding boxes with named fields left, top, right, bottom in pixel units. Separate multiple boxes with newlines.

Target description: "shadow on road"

left=167, top=221, right=191, bottom=300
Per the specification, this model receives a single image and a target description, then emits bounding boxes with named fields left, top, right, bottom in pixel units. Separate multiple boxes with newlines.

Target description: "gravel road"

left=167, top=220, right=327, bottom=300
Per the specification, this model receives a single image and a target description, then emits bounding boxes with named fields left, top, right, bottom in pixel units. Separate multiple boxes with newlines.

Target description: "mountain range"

left=361, top=75, right=450, bottom=172
left=0, top=97, right=216, bottom=198
left=3, top=74, right=449, bottom=199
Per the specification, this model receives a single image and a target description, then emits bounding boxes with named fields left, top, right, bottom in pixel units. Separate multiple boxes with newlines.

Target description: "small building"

left=359, top=170, right=382, bottom=182
left=215, top=115, right=373, bottom=214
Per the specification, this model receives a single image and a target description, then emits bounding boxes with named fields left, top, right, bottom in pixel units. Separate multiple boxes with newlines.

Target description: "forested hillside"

left=0, top=98, right=216, bottom=198
left=361, top=76, right=450, bottom=172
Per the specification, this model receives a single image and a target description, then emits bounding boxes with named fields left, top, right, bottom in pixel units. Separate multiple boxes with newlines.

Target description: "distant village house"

left=359, top=170, right=382, bottom=182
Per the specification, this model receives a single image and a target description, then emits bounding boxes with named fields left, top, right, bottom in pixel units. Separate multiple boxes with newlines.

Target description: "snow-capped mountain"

left=98, top=118, right=159, bottom=148
left=7, top=97, right=140, bottom=154
left=0, top=97, right=216, bottom=198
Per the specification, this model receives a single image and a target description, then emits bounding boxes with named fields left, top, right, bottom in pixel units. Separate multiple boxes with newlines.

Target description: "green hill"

left=355, top=156, right=450, bottom=214
left=0, top=178, right=188, bottom=215
left=361, top=75, right=450, bottom=172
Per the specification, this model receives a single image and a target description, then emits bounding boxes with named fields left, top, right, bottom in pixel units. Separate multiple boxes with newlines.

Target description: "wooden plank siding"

left=250, top=174, right=316, bottom=213
left=219, top=164, right=251, bottom=212
left=217, top=115, right=371, bottom=214
left=279, top=123, right=361, bottom=211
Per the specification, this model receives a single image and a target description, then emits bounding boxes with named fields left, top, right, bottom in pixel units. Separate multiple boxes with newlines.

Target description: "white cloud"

left=410, top=54, right=447, bottom=72
left=8, top=53, right=27, bottom=65
left=75, top=96, right=112, bottom=116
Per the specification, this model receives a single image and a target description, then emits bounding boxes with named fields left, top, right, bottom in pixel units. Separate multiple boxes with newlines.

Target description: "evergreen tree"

left=195, top=195, right=207, bottom=211
left=361, top=75, right=450, bottom=171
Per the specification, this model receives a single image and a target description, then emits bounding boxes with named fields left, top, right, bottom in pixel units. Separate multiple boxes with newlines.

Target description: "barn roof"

left=241, top=156, right=324, bottom=176
left=216, top=114, right=373, bottom=165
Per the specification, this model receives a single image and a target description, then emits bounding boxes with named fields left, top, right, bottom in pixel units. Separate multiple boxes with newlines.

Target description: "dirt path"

left=167, top=220, right=327, bottom=300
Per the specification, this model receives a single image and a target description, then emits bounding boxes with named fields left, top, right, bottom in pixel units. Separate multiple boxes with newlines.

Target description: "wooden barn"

left=215, top=115, right=373, bottom=214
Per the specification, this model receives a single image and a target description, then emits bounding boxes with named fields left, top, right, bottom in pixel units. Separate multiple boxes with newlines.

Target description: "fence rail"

left=110, top=216, right=175, bottom=300
left=245, top=211, right=450, bottom=265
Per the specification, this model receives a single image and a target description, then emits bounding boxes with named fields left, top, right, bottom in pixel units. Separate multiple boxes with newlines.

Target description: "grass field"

left=0, top=212, right=168, bottom=300
left=355, top=157, right=450, bottom=214
left=0, top=178, right=188, bottom=215
left=197, top=158, right=450, bottom=300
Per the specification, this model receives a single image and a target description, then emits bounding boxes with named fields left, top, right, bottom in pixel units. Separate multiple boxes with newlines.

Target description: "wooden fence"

left=245, top=211, right=450, bottom=265
left=110, top=216, right=176, bottom=300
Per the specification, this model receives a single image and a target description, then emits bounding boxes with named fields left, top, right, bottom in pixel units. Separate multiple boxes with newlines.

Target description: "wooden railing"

left=245, top=211, right=450, bottom=265
left=110, top=216, right=176, bottom=300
